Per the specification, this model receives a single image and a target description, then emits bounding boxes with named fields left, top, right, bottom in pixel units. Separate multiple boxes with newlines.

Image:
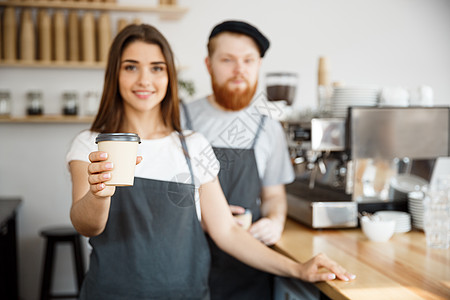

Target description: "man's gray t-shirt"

left=181, top=97, right=295, bottom=187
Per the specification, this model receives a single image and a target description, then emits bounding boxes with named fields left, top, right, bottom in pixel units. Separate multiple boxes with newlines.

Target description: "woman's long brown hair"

left=91, top=24, right=181, bottom=133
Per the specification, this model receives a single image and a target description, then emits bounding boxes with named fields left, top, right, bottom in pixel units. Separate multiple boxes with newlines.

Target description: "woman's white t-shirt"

left=66, top=130, right=220, bottom=220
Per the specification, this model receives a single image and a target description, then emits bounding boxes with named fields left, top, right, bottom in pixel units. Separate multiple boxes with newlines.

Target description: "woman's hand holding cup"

left=88, top=151, right=116, bottom=197
left=87, top=151, right=143, bottom=197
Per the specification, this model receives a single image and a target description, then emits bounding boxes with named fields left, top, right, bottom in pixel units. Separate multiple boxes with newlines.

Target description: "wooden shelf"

left=0, top=60, right=105, bottom=69
left=0, top=60, right=188, bottom=70
left=0, top=1, right=188, bottom=18
left=1, top=1, right=185, bottom=12
left=0, top=2, right=188, bottom=124
left=0, top=2, right=189, bottom=69
left=0, top=115, right=94, bottom=124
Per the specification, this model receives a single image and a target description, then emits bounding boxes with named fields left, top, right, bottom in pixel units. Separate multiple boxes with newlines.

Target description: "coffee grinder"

left=264, top=72, right=298, bottom=121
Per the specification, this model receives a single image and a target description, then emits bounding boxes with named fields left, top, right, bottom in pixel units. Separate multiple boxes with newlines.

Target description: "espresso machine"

left=283, top=106, right=450, bottom=229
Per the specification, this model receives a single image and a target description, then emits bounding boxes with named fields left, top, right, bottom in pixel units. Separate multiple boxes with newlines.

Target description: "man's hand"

left=249, top=217, right=283, bottom=245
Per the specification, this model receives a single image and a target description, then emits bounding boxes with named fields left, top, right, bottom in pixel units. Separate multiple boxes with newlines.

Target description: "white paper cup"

left=233, top=209, right=252, bottom=230
left=95, top=133, right=141, bottom=186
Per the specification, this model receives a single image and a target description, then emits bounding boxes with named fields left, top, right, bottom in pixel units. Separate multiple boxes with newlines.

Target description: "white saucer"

left=374, top=211, right=412, bottom=233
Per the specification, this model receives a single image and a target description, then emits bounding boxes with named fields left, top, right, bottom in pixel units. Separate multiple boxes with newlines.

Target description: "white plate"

left=409, top=212, right=423, bottom=217
left=408, top=206, right=424, bottom=212
left=332, top=101, right=377, bottom=105
left=390, top=174, right=428, bottom=194
left=410, top=212, right=423, bottom=217
left=375, top=211, right=410, bottom=217
left=396, top=227, right=411, bottom=233
left=408, top=201, right=424, bottom=207
left=332, top=103, right=377, bottom=107
left=409, top=206, right=424, bottom=211
left=333, top=92, right=379, bottom=95
left=408, top=191, right=425, bottom=200
left=374, top=211, right=412, bottom=233
left=334, top=100, right=378, bottom=103
left=410, top=208, right=424, bottom=212
left=333, top=95, right=378, bottom=99
left=332, top=101, right=378, bottom=104
left=409, top=211, right=423, bottom=216
left=408, top=200, right=424, bottom=205
left=408, top=197, right=424, bottom=203
left=333, top=86, right=380, bottom=91
left=408, top=204, right=424, bottom=209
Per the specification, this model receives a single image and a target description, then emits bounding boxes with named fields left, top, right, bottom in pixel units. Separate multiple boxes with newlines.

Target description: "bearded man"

left=181, top=20, right=294, bottom=300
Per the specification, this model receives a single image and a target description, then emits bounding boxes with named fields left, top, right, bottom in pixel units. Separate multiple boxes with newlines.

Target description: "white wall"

left=1, top=0, right=449, bottom=299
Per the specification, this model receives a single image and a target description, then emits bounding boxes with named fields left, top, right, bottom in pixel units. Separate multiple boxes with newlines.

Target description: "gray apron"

left=79, top=133, right=211, bottom=300
left=183, top=103, right=273, bottom=300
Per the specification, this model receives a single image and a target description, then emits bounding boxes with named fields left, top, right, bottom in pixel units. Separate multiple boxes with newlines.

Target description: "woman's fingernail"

left=328, top=274, right=336, bottom=280
left=350, top=274, right=356, bottom=280
left=100, top=152, right=108, bottom=159
left=105, top=162, right=113, bottom=169
left=103, top=173, right=111, bottom=179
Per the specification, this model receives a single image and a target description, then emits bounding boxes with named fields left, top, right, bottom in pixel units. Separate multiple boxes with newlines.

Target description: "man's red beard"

left=211, top=74, right=258, bottom=111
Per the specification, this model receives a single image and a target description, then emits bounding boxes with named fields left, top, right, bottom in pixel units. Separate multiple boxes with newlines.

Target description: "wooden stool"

left=39, top=226, right=85, bottom=300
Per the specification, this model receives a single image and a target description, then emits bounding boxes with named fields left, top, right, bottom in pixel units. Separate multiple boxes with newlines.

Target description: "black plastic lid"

left=95, top=133, right=141, bottom=144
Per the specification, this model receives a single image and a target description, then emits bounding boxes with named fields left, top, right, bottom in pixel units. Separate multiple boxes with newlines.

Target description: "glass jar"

left=62, top=91, right=79, bottom=116
left=26, top=90, right=44, bottom=116
left=0, top=90, right=12, bottom=117
left=84, top=91, right=100, bottom=116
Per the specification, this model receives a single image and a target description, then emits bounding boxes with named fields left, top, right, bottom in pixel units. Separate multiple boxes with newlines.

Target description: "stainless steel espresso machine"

left=283, top=106, right=449, bottom=229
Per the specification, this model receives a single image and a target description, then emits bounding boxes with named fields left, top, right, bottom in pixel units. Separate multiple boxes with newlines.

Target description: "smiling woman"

left=118, top=41, right=169, bottom=123
left=67, top=24, right=215, bottom=299
left=90, top=24, right=180, bottom=135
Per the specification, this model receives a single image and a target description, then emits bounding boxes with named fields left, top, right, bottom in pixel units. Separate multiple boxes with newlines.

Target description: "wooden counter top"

left=274, top=218, right=450, bottom=300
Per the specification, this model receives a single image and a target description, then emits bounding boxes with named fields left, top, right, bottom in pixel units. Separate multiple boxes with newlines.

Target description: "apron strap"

left=178, top=132, right=195, bottom=185
left=251, top=115, right=266, bottom=149
left=180, top=100, right=193, bottom=130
